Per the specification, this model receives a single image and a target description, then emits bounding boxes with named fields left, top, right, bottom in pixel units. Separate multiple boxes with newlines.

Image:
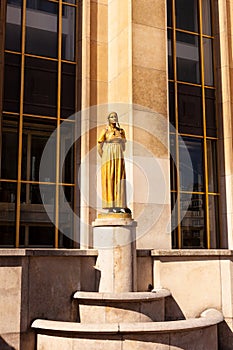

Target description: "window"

left=0, top=0, right=80, bottom=248
left=168, top=0, right=219, bottom=248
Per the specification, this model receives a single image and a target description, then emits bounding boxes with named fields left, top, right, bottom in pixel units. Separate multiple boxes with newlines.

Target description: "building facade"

left=1, top=0, right=233, bottom=349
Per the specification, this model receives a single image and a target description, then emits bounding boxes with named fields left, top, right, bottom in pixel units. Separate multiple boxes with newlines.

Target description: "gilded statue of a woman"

left=98, top=112, right=131, bottom=214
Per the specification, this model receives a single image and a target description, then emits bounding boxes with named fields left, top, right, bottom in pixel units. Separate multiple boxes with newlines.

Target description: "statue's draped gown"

left=98, top=127, right=127, bottom=209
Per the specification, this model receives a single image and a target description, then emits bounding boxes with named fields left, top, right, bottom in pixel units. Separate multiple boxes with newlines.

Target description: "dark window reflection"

left=175, top=0, right=199, bottom=32
left=209, top=195, right=219, bottom=248
left=24, top=57, right=57, bottom=116
left=3, top=53, right=21, bottom=113
left=59, top=185, right=74, bottom=247
left=205, top=88, right=216, bottom=137
left=5, top=0, right=22, bottom=51
left=28, top=226, right=54, bottom=246
left=31, top=136, right=50, bottom=181
left=22, top=118, right=57, bottom=182
left=202, top=0, right=212, bottom=35
left=176, top=32, right=200, bottom=84
left=178, top=84, right=202, bottom=135
left=59, top=231, right=74, bottom=248
left=0, top=226, right=15, bottom=247
left=167, top=0, right=172, bottom=27
left=204, top=38, right=214, bottom=86
left=26, top=0, right=58, bottom=58
left=21, top=183, right=55, bottom=204
left=61, top=63, right=75, bottom=118
left=59, top=121, right=74, bottom=183
left=1, top=131, right=18, bottom=180
left=179, top=137, right=204, bottom=192
left=207, top=140, right=218, bottom=193
left=168, top=29, right=173, bottom=79
left=180, top=193, right=206, bottom=248
left=62, top=5, right=76, bottom=61
left=170, top=134, right=176, bottom=191
left=0, top=183, right=16, bottom=240
left=169, top=82, right=175, bottom=128
left=171, top=192, right=178, bottom=248
left=0, top=182, right=17, bottom=203
left=20, top=184, right=55, bottom=231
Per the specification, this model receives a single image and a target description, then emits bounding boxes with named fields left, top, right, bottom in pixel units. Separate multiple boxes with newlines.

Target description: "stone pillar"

left=131, top=0, right=171, bottom=249
left=93, top=215, right=137, bottom=293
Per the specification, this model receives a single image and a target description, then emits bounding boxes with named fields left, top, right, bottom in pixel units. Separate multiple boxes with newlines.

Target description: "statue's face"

left=108, top=113, right=118, bottom=123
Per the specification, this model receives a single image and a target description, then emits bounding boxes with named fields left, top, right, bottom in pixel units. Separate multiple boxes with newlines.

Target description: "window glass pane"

left=209, top=195, right=219, bottom=248
left=170, top=134, right=176, bottom=190
left=171, top=192, right=178, bottom=248
left=175, top=0, right=199, bottom=32
left=205, top=88, right=216, bottom=137
left=178, top=84, right=203, bottom=135
left=202, top=0, right=212, bottom=35
left=179, top=137, right=204, bottom=192
left=207, top=140, right=218, bottom=193
left=0, top=181, right=17, bottom=203
left=180, top=193, right=206, bottom=248
left=59, top=230, right=74, bottom=248
left=59, top=185, right=74, bottom=247
left=204, top=38, right=214, bottom=86
left=61, top=63, right=75, bottom=118
left=20, top=184, right=55, bottom=228
left=26, top=0, right=58, bottom=58
left=62, top=5, right=76, bottom=61
left=30, top=184, right=55, bottom=204
left=1, top=129, right=18, bottom=180
left=60, top=121, right=74, bottom=183
left=169, top=82, right=175, bottom=128
left=167, top=0, right=172, bottom=27
left=5, top=0, right=22, bottom=51
left=28, top=226, right=54, bottom=247
left=0, top=182, right=16, bottom=245
left=0, top=226, right=15, bottom=247
left=24, top=57, right=57, bottom=116
left=176, top=32, right=200, bottom=84
left=3, top=53, right=21, bottom=113
left=22, top=117, right=57, bottom=182
left=168, top=29, right=173, bottom=79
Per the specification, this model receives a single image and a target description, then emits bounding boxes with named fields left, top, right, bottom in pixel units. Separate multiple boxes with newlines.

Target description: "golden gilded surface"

left=98, top=112, right=128, bottom=211
left=97, top=212, right=131, bottom=219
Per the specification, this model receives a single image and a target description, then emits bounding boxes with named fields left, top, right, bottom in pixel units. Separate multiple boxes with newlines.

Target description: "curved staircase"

left=32, top=289, right=223, bottom=350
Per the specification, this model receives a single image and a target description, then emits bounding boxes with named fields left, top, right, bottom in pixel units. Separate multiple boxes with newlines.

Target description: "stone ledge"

left=0, top=249, right=98, bottom=257
left=31, top=309, right=223, bottom=334
left=151, top=249, right=233, bottom=257
left=73, top=290, right=171, bottom=301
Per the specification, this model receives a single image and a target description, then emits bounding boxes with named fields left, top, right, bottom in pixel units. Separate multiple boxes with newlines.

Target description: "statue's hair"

left=107, top=112, right=120, bottom=128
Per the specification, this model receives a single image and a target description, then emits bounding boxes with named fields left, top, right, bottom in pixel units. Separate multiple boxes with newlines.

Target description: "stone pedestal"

left=92, top=214, right=137, bottom=293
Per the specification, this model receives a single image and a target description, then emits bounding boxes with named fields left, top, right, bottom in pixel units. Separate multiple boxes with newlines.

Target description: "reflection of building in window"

left=0, top=0, right=79, bottom=248
left=168, top=0, right=219, bottom=249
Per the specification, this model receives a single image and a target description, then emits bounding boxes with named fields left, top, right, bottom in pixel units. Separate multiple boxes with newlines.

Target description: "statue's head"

left=107, top=112, right=118, bottom=123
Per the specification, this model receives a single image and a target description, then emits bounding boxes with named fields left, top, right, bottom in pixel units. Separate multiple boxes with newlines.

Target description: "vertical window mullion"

left=55, top=0, right=62, bottom=248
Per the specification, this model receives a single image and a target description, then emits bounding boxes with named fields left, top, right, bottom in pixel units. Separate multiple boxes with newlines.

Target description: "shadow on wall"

left=218, top=321, right=233, bottom=350
left=165, top=296, right=185, bottom=321
left=0, top=337, right=16, bottom=350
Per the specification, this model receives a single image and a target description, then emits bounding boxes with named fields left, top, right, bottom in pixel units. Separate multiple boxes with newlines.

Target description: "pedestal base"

left=93, top=219, right=137, bottom=293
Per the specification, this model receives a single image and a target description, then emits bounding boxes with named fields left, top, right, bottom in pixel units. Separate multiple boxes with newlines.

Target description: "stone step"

left=31, top=309, right=223, bottom=350
left=73, top=289, right=171, bottom=323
